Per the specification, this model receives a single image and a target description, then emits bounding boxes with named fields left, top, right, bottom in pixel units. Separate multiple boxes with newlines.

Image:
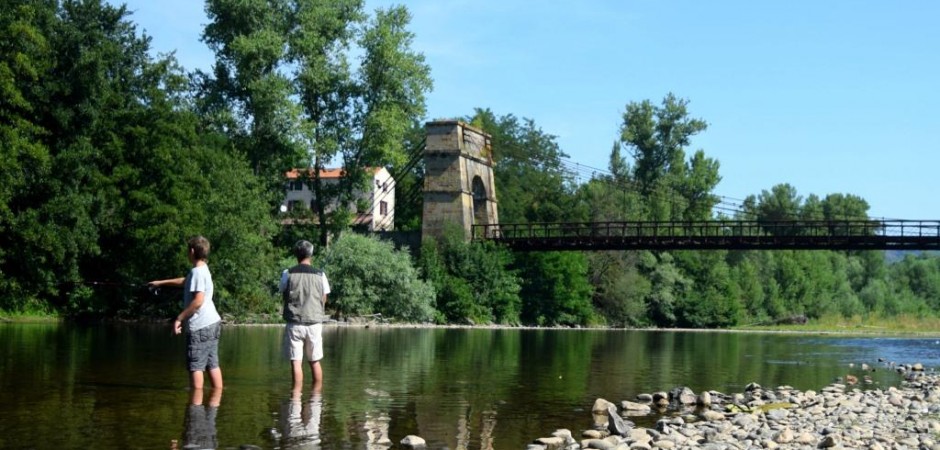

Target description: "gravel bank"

left=527, top=363, right=940, bottom=450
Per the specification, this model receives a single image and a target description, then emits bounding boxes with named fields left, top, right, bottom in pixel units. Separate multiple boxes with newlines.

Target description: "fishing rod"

left=62, top=280, right=181, bottom=297
left=62, top=280, right=147, bottom=289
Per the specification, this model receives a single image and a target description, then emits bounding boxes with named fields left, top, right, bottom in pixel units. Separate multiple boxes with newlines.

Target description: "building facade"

left=282, top=167, right=395, bottom=232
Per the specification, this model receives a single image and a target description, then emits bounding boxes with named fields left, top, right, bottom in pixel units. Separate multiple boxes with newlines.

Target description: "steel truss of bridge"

left=472, top=220, right=940, bottom=251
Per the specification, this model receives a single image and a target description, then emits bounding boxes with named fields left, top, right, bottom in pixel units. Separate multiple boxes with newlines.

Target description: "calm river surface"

left=2, top=323, right=940, bottom=449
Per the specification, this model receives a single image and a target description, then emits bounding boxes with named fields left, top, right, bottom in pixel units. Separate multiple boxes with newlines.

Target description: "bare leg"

left=208, top=367, right=223, bottom=389
left=291, top=360, right=305, bottom=392
left=310, top=360, right=322, bottom=393
left=190, top=370, right=204, bottom=390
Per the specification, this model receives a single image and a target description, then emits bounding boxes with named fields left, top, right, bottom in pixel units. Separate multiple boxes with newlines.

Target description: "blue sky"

left=111, top=0, right=940, bottom=220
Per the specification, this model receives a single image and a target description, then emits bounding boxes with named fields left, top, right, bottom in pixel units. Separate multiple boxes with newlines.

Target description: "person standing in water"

left=279, top=240, right=331, bottom=392
left=149, top=235, right=223, bottom=390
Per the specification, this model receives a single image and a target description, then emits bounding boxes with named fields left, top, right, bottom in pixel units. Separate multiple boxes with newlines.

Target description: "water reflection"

left=455, top=405, right=498, bottom=450
left=278, top=390, right=322, bottom=449
left=363, top=409, right=391, bottom=448
left=175, top=387, right=222, bottom=450
left=3, top=324, right=938, bottom=449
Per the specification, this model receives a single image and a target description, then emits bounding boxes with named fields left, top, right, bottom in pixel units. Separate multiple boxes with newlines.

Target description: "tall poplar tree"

left=616, top=93, right=719, bottom=221
left=201, top=0, right=299, bottom=188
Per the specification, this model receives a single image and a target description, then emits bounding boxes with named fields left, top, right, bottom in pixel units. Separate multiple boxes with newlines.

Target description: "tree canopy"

left=2, top=2, right=937, bottom=329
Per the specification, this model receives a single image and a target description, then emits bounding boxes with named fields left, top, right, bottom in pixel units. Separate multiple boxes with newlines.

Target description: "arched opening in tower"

left=472, top=176, right=488, bottom=225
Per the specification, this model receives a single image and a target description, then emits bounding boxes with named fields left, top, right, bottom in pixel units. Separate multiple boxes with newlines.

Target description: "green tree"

left=419, top=230, right=522, bottom=325
left=324, top=233, right=435, bottom=322
left=203, top=1, right=432, bottom=247
left=822, top=193, right=870, bottom=220
left=891, top=254, right=940, bottom=311
left=516, top=251, right=595, bottom=326
left=588, top=251, right=650, bottom=327
left=615, top=94, right=720, bottom=222
left=674, top=250, right=741, bottom=327
left=639, top=251, right=692, bottom=326
left=619, top=94, right=709, bottom=197
left=672, top=149, right=722, bottom=221
left=754, top=183, right=802, bottom=222
left=201, top=0, right=299, bottom=181
left=729, top=256, right=767, bottom=323
left=381, top=123, right=426, bottom=231
left=821, top=193, right=871, bottom=235
left=0, top=0, right=54, bottom=310
left=0, top=0, right=279, bottom=318
left=0, top=0, right=155, bottom=313
left=469, top=109, right=577, bottom=224
left=358, top=6, right=432, bottom=169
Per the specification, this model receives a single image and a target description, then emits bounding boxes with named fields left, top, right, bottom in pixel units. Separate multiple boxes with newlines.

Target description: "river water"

left=2, top=323, right=939, bottom=449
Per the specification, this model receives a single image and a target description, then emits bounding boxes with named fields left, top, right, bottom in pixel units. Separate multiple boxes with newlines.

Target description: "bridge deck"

left=472, top=220, right=940, bottom=251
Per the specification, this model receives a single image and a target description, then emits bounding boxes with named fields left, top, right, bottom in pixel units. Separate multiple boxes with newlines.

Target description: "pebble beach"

left=521, top=362, right=940, bottom=450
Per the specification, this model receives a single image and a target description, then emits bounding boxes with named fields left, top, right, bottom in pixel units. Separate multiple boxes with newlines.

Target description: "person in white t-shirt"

left=149, top=235, right=223, bottom=390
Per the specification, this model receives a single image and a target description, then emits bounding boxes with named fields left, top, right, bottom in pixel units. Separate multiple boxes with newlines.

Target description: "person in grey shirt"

left=150, top=236, right=223, bottom=390
left=279, top=240, right=331, bottom=392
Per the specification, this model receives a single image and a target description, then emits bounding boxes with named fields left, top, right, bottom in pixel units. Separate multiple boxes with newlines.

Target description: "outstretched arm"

left=148, top=277, right=185, bottom=288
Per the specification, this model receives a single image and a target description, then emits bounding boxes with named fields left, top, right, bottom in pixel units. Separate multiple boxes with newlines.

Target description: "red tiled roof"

left=285, top=167, right=383, bottom=180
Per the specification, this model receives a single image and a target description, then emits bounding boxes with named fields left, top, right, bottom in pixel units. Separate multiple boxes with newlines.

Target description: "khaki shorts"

left=283, top=323, right=323, bottom=362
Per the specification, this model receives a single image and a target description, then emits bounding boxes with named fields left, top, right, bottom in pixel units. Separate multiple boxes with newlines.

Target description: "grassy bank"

left=0, top=310, right=61, bottom=323
left=736, top=313, right=940, bottom=335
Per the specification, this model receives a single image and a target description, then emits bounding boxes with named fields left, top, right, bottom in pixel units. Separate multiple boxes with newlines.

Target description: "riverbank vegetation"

left=3, top=1, right=940, bottom=330
left=738, top=313, right=940, bottom=334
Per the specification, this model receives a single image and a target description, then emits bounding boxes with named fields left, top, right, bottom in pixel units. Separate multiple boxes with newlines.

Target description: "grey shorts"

left=186, top=321, right=221, bottom=372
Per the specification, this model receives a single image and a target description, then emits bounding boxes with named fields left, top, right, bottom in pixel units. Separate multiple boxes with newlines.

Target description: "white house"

left=282, top=167, right=395, bottom=232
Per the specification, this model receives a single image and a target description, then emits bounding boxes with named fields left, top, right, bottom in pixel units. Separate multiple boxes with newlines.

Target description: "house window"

left=291, top=180, right=304, bottom=191
left=380, top=201, right=388, bottom=216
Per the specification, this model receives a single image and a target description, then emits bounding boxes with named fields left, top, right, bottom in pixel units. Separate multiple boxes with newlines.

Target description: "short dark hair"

left=188, top=236, right=211, bottom=261
left=293, top=240, right=314, bottom=261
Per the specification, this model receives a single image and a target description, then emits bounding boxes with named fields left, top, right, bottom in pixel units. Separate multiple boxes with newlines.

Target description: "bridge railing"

left=471, top=220, right=940, bottom=251
left=474, top=220, right=940, bottom=238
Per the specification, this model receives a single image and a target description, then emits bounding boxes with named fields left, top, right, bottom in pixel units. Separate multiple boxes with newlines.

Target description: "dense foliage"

left=418, top=227, right=521, bottom=325
left=318, top=233, right=434, bottom=322
left=200, top=0, right=432, bottom=248
left=466, top=98, right=940, bottom=328
left=3, top=1, right=940, bottom=328
left=0, top=0, right=278, bottom=319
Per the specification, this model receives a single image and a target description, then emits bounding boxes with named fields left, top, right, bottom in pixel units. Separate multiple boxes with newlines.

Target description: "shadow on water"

left=1, top=323, right=936, bottom=449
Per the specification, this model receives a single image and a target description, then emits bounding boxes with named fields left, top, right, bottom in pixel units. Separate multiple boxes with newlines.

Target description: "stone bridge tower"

left=422, top=120, right=499, bottom=241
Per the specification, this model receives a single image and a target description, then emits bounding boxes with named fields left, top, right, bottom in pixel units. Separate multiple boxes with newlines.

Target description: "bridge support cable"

left=552, top=157, right=751, bottom=218
left=358, top=138, right=426, bottom=231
